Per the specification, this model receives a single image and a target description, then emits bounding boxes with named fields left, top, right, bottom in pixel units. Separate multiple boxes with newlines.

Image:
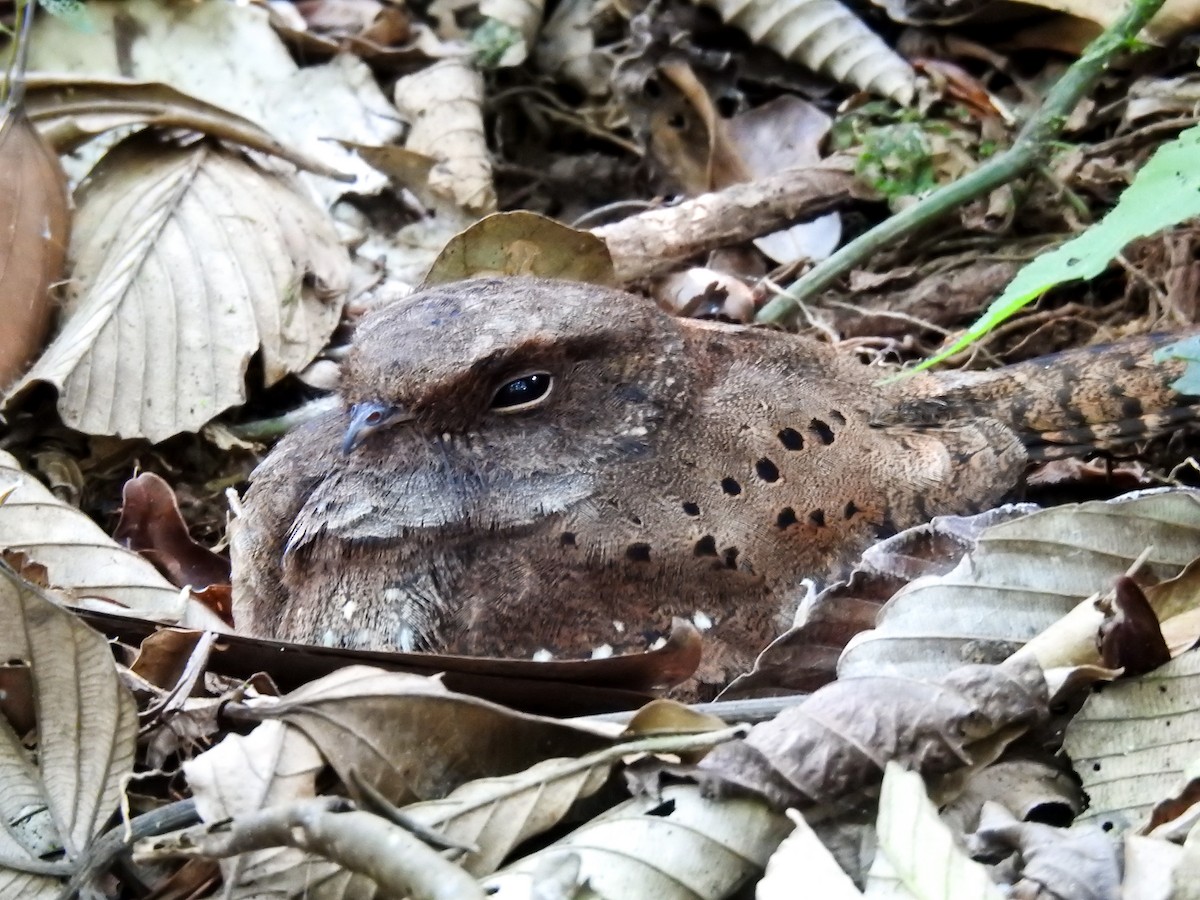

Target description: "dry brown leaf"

left=24, top=74, right=348, bottom=179
left=0, top=106, right=69, bottom=389
left=394, top=57, right=496, bottom=216
left=0, top=450, right=220, bottom=627
left=8, top=134, right=348, bottom=441
left=402, top=729, right=740, bottom=877
left=940, top=758, right=1084, bottom=835
left=699, top=0, right=915, bottom=103
left=968, top=801, right=1121, bottom=900
left=113, top=472, right=231, bottom=592
left=0, top=565, right=137, bottom=897
left=697, top=657, right=1048, bottom=812
left=250, top=666, right=614, bottom=805
left=483, top=784, right=792, bottom=899
left=423, top=211, right=616, bottom=286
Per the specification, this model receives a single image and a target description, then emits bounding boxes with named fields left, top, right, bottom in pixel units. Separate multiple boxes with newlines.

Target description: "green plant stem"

left=1, top=0, right=33, bottom=110
left=756, top=0, right=1167, bottom=326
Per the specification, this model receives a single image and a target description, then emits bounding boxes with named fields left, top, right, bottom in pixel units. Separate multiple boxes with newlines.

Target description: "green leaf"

left=912, top=122, right=1200, bottom=374
left=1154, top=335, right=1200, bottom=396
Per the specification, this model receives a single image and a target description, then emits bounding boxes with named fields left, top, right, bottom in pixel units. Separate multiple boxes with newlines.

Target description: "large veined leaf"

left=8, top=134, right=349, bottom=441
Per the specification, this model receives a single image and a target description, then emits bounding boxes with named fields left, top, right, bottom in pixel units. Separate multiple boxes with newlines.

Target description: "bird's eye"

left=491, top=372, right=554, bottom=412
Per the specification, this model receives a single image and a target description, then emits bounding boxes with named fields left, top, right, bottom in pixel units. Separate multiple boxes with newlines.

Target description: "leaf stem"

left=755, top=0, right=1168, bottom=326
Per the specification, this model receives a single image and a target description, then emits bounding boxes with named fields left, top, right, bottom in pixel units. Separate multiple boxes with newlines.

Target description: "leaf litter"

left=5, top=0, right=1200, bottom=896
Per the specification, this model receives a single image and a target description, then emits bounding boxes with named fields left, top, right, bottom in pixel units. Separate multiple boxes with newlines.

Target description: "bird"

left=230, top=276, right=1198, bottom=696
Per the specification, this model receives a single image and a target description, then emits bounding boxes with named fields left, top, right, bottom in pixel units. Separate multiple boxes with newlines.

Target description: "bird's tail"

left=899, top=332, right=1200, bottom=461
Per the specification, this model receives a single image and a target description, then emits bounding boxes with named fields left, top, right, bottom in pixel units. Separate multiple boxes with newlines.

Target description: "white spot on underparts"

left=648, top=636, right=667, bottom=651
left=612, top=620, right=626, bottom=634
left=383, top=587, right=403, bottom=602
left=532, top=649, right=554, bottom=662
left=341, top=599, right=358, bottom=620
left=692, top=611, right=713, bottom=631
left=397, top=627, right=415, bottom=653
left=591, top=644, right=614, bottom=660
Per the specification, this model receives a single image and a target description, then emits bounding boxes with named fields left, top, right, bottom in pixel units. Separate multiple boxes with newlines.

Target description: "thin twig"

left=756, top=0, right=1169, bottom=326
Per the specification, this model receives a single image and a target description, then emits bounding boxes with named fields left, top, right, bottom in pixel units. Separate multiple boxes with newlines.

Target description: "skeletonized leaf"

left=483, top=784, right=792, bottom=899
left=403, top=729, right=740, bottom=876
left=0, top=565, right=137, bottom=890
left=698, top=0, right=915, bottom=104
left=867, top=762, right=1005, bottom=900
left=0, top=106, right=69, bottom=389
left=0, top=450, right=220, bottom=626
left=9, top=133, right=349, bottom=441
left=1063, top=648, right=1200, bottom=835
left=840, top=490, right=1200, bottom=681
left=251, top=666, right=612, bottom=805
left=25, top=74, right=347, bottom=179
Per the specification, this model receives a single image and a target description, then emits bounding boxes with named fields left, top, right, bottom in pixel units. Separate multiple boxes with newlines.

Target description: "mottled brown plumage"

left=230, top=277, right=1197, bottom=693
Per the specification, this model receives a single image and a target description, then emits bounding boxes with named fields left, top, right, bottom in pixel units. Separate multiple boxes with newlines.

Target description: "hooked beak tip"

left=342, top=400, right=398, bottom=455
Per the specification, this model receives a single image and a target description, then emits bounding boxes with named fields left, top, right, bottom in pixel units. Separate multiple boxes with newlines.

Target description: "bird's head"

left=338, top=277, right=692, bottom=465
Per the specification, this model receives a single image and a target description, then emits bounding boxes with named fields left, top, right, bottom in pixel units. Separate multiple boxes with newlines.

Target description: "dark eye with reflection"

left=491, top=373, right=553, bottom=412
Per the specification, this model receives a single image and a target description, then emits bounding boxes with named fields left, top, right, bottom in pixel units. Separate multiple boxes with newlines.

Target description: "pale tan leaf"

left=28, top=0, right=401, bottom=207
left=1063, top=648, right=1200, bottom=835
left=535, top=0, right=610, bottom=93
left=483, top=784, right=792, bottom=899
left=403, top=729, right=741, bottom=877
left=423, top=211, right=616, bottom=286
left=9, top=135, right=348, bottom=441
left=0, top=450, right=219, bottom=626
left=1012, top=0, right=1200, bottom=44
left=0, top=565, right=137, bottom=881
left=757, top=809, right=861, bottom=899
left=868, top=763, right=1005, bottom=900
left=840, top=490, right=1200, bottom=682
left=182, top=720, right=371, bottom=898
left=251, top=666, right=612, bottom=806
left=394, top=57, right=496, bottom=216
left=1124, top=834, right=1183, bottom=900
left=698, top=0, right=915, bottom=104
left=0, top=106, right=69, bottom=389
left=25, top=74, right=346, bottom=179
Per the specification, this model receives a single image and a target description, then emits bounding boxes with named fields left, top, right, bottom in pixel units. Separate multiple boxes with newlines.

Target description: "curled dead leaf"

left=25, top=74, right=351, bottom=181
left=0, top=450, right=221, bottom=628
left=697, top=657, right=1049, bottom=811
left=114, top=472, right=231, bottom=592
left=394, top=57, right=496, bottom=216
